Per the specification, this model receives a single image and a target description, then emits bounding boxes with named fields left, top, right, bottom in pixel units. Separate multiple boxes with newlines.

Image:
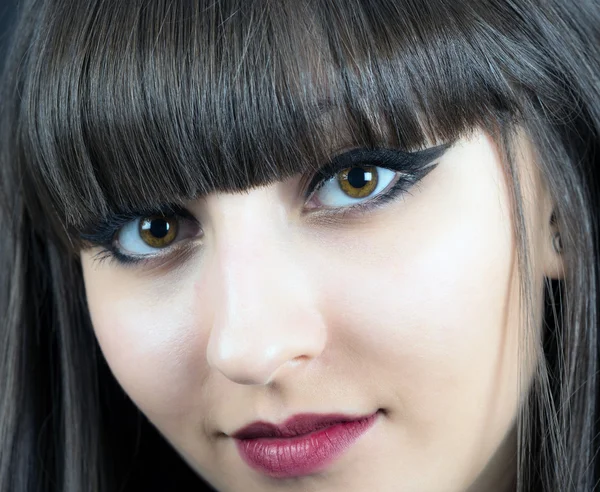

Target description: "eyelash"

left=82, top=146, right=448, bottom=268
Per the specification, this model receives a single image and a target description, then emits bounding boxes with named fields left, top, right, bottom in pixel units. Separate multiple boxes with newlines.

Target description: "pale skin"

left=80, top=128, right=564, bottom=492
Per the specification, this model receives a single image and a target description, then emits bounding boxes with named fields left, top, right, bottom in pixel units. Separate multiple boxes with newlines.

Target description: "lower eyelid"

left=109, top=235, right=203, bottom=268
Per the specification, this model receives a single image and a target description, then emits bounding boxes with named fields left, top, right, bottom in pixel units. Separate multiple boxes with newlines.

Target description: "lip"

left=233, top=410, right=381, bottom=478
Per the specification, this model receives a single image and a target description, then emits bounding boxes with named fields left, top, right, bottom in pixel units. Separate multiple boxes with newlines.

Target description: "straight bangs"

left=16, top=0, right=522, bottom=246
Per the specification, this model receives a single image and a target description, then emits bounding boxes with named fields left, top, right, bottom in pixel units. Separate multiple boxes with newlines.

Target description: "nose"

left=204, top=192, right=328, bottom=386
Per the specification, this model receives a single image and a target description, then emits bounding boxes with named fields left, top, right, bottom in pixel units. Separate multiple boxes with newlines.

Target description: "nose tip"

left=206, top=297, right=327, bottom=386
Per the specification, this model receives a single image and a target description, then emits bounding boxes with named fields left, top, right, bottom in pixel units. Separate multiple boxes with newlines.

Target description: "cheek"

left=82, top=268, right=204, bottom=420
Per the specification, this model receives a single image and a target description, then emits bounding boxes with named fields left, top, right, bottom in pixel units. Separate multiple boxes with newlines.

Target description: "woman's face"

left=80, top=129, right=560, bottom=492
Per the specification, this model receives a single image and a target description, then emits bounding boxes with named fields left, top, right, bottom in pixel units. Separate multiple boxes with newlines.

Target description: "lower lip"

left=234, top=411, right=380, bottom=478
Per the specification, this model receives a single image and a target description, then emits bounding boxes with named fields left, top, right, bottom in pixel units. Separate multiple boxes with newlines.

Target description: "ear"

left=542, top=209, right=565, bottom=280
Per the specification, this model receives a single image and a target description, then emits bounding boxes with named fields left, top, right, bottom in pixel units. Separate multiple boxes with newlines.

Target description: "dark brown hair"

left=1, top=1, right=599, bottom=490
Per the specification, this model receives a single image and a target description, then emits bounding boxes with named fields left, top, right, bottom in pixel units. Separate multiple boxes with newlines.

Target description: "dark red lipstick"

left=232, top=411, right=381, bottom=478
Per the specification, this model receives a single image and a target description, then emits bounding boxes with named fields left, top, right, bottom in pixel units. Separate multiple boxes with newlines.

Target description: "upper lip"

left=232, top=411, right=377, bottom=440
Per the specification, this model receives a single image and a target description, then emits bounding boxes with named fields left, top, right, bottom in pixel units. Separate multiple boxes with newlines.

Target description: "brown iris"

left=338, top=165, right=379, bottom=198
left=139, top=216, right=178, bottom=248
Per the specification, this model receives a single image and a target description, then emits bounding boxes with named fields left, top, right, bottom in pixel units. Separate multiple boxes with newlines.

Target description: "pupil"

left=347, top=167, right=368, bottom=188
left=150, top=219, right=169, bottom=238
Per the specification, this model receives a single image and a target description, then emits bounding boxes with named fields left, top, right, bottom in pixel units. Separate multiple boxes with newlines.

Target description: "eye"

left=307, top=165, right=398, bottom=209
left=302, top=146, right=450, bottom=213
left=116, top=214, right=201, bottom=256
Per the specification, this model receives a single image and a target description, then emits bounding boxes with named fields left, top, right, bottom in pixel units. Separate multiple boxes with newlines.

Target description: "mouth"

left=232, top=410, right=383, bottom=478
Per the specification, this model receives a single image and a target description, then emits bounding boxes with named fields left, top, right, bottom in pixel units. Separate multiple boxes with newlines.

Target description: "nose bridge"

left=205, top=193, right=327, bottom=386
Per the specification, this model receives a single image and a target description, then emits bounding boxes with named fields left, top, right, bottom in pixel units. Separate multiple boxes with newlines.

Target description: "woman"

left=1, top=0, right=598, bottom=491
